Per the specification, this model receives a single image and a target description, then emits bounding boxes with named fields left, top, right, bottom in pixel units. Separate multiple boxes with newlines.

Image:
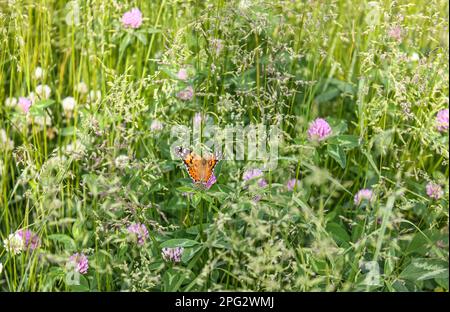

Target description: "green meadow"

left=0, top=0, right=448, bottom=291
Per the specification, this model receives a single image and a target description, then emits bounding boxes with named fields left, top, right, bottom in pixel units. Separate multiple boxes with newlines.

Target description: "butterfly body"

left=175, top=146, right=220, bottom=185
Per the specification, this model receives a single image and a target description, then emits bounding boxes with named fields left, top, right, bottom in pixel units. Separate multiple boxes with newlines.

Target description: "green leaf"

left=29, top=100, right=54, bottom=116
left=135, top=32, right=147, bottom=45
left=326, top=222, right=350, bottom=245
left=34, top=99, right=55, bottom=109
left=328, top=78, right=355, bottom=94
left=186, top=224, right=210, bottom=234
left=162, top=268, right=193, bottom=291
left=191, top=194, right=201, bottom=208
left=61, top=127, right=76, bottom=136
left=160, top=238, right=200, bottom=248
left=68, top=274, right=90, bottom=292
left=162, top=269, right=178, bottom=291
left=327, top=135, right=360, bottom=149
left=327, top=144, right=346, bottom=169
left=314, top=87, right=340, bottom=104
left=148, top=261, right=164, bottom=270
left=159, top=66, right=185, bottom=80
left=400, top=258, right=449, bottom=281
left=47, top=234, right=76, bottom=251
left=147, top=28, right=161, bottom=34
left=406, top=229, right=448, bottom=256
left=391, top=280, right=410, bottom=291
left=176, top=185, right=196, bottom=193
left=182, top=245, right=202, bottom=263
left=119, top=33, right=132, bottom=56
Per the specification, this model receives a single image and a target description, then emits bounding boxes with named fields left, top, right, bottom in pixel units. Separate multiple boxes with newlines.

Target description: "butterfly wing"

left=195, top=153, right=219, bottom=183
left=176, top=147, right=220, bottom=184
left=204, top=153, right=220, bottom=181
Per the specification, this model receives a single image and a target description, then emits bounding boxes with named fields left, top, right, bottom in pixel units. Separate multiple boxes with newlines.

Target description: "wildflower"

left=62, top=96, right=76, bottom=113
left=388, top=26, right=402, bottom=42
left=253, top=195, right=262, bottom=202
left=0, top=129, right=14, bottom=150
left=258, top=178, right=268, bottom=188
left=243, top=168, right=266, bottom=199
left=162, top=247, right=184, bottom=263
left=34, top=67, right=44, bottom=80
left=35, top=84, right=51, bottom=99
left=426, top=182, right=443, bottom=200
left=243, top=168, right=263, bottom=181
left=3, top=233, right=24, bottom=255
left=286, top=178, right=300, bottom=191
left=354, top=188, right=374, bottom=206
left=15, top=229, right=40, bottom=250
left=409, top=52, right=420, bottom=62
left=5, top=97, right=17, bottom=108
left=18, top=97, right=32, bottom=113
left=204, top=174, right=217, bottom=190
left=177, top=86, right=194, bottom=101
left=150, top=119, right=164, bottom=131
left=114, top=155, right=130, bottom=169
left=239, top=0, right=251, bottom=10
left=29, top=113, right=52, bottom=128
left=127, top=223, right=149, bottom=245
left=76, top=82, right=88, bottom=94
left=177, top=68, right=188, bottom=80
left=436, top=108, right=449, bottom=133
left=307, top=118, right=332, bottom=141
left=121, top=8, right=143, bottom=29
left=68, top=253, right=89, bottom=274
left=64, top=1, right=80, bottom=26
left=0, top=262, right=3, bottom=274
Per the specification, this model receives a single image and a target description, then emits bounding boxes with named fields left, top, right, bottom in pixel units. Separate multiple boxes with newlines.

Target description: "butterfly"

left=175, top=146, right=221, bottom=186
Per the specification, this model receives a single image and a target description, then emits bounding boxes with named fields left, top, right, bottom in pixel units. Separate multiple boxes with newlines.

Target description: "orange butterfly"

left=175, top=146, right=221, bottom=186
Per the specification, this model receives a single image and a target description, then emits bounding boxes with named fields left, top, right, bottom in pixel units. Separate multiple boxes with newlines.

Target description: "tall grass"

left=0, top=0, right=448, bottom=291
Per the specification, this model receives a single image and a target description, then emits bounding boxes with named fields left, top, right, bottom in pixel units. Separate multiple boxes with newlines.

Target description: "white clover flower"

left=409, top=52, right=420, bottom=62
left=5, top=97, right=17, bottom=107
left=34, top=67, right=44, bottom=80
left=76, top=82, right=88, bottom=94
left=114, top=155, right=130, bottom=169
left=150, top=119, right=164, bottom=131
left=62, top=96, right=76, bottom=112
left=0, top=129, right=14, bottom=151
left=3, top=233, right=24, bottom=255
left=28, top=92, right=37, bottom=104
left=35, top=84, right=51, bottom=99
left=239, top=0, right=251, bottom=10
left=28, top=113, right=52, bottom=127
left=65, top=0, right=80, bottom=26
